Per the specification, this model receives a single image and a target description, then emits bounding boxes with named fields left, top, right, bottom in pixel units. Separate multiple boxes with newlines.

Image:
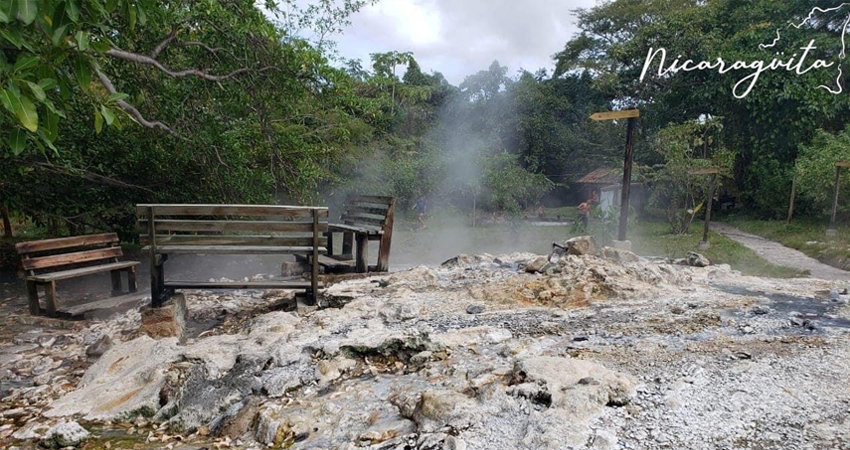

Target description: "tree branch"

left=151, top=28, right=179, bottom=58
left=96, top=69, right=181, bottom=138
left=106, top=47, right=252, bottom=81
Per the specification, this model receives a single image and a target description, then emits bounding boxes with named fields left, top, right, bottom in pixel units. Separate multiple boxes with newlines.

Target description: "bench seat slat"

left=137, top=204, right=328, bottom=218
left=139, top=220, right=327, bottom=233
left=145, top=245, right=327, bottom=255
left=23, top=247, right=124, bottom=271
left=165, top=281, right=324, bottom=290
left=328, top=223, right=384, bottom=235
left=348, top=196, right=393, bottom=205
left=15, top=233, right=119, bottom=255
left=28, top=261, right=140, bottom=282
left=139, top=235, right=326, bottom=247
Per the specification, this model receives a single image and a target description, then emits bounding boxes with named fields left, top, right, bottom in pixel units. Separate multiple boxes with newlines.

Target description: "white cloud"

left=333, top=0, right=599, bottom=84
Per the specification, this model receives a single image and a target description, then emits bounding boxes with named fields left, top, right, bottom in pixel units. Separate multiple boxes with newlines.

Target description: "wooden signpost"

left=591, top=109, right=640, bottom=242
left=828, top=161, right=850, bottom=234
left=689, top=168, right=720, bottom=248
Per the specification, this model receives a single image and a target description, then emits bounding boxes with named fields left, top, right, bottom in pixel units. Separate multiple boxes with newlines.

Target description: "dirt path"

left=711, top=222, right=849, bottom=281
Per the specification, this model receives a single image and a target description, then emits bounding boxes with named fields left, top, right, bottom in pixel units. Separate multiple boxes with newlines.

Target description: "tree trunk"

left=1, top=204, right=11, bottom=238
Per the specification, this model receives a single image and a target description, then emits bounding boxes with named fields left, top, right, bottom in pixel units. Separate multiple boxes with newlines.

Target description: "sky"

left=331, top=0, right=599, bottom=85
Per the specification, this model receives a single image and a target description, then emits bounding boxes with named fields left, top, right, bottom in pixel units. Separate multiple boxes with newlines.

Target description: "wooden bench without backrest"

left=15, top=233, right=139, bottom=316
left=137, top=204, right=328, bottom=306
left=326, top=195, right=396, bottom=273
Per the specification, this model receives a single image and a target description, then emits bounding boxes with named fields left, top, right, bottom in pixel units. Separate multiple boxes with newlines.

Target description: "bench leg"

left=151, top=255, right=166, bottom=308
left=127, top=267, right=137, bottom=293
left=44, top=281, right=58, bottom=317
left=111, top=270, right=123, bottom=294
left=326, top=231, right=334, bottom=257
left=26, top=281, right=40, bottom=316
left=355, top=234, right=368, bottom=273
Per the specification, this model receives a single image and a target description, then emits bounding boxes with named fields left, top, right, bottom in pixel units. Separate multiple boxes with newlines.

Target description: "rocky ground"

left=1, top=241, right=850, bottom=450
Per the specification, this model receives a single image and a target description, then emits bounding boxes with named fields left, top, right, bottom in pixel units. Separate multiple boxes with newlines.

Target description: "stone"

left=212, top=397, right=262, bottom=439
left=442, top=254, right=474, bottom=268
left=281, top=261, right=307, bottom=277
left=752, top=306, right=771, bottom=315
left=41, top=421, right=90, bottom=448
left=85, top=335, right=113, bottom=359
left=612, top=240, right=633, bottom=252
left=564, top=236, right=598, bottom=256
left=601, top=247, right=640, bottom=263
left=687, top=252, right=711, bottom=268
left=466, top=304, right=486, bottom=315
left=525, top=256, right=550, bottom=273
left=410, top=390, right=477, bottom=433
left=139, top=294, right=187, bottom=342
left=12, top=420, right=49, bottom=440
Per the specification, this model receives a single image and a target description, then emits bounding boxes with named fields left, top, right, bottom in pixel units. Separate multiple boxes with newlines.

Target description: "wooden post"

left=44, top=281, right=57, bottom=317
left=128, top=267, right=137, bottom=293
left=26, top=281, right=39, bottom=315
left=355, top=234, right=368, bottom=273
left=702, top=173, right=717, bottom=245
left=311, top=209, right=320, bottom=305
left=148, top=206, right=163, bottom=307
left=830, top=166, right=842, bottom=232
left=618, top=117, right=637, bottom=241
left=376, top=198, right=396, bottom=272
left=787, top=174, right=797, bottom=224
left=110, top=270, right=123, bottom=294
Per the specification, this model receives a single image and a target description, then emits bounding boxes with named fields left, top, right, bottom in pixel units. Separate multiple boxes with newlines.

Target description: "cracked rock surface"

left=2, top=252, right=850, bottom=449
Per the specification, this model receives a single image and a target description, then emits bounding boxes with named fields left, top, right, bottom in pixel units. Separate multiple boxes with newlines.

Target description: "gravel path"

left=712, top=222, right=850, bottom=281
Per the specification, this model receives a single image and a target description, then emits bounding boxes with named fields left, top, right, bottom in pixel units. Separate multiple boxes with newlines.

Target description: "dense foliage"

left=4, top=0, right=848, bottom=239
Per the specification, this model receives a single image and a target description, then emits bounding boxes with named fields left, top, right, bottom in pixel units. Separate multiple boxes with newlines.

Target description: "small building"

left=576, top=167, right=646, bottom=214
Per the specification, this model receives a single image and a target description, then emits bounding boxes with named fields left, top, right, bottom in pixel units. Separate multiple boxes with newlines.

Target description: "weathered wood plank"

left=136, top=204, right=328, bottom=218
left=348, top=195, right=393, bottom=205
left=341, top=214, right=386, bottom=225
left=590, top=109, right=640, bottom=121
left=139, top=235, right=326, bottom=247
left=836, top=161, right=850, bottom=168
left=377, top=198, right=396, bottom=272
left=164, top=281, right=323, bottom=290
left=58, top=292, right=147, bottom=317
left=23, top=247, right=124, bottom=270
left=350, top=201, right=390, bottom=211
left=138, top=220, right=327, bottom=233
left=15, top=233, right=118, bottom=255
left=343, top=209, right=388, bottom=221
left=148, top=245, right=326, bottom=255
left=28, top=261, right=140, bottom=282
left=330, top=223, right=384, bottom=235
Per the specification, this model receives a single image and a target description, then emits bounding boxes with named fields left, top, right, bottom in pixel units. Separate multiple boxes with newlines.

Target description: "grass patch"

left=723, top=215, right=850, bottom=271
left=630, top=221, right=807, bottom=278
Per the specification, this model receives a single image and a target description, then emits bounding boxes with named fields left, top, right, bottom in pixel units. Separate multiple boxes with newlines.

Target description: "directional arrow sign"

left=590, top=109, right=640, bottom=121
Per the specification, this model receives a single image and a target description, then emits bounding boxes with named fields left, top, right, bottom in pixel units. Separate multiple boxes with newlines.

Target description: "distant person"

left=537, top=204, right=546, bottom=219
left=577, top=200, right=591, bottom=229
left=413, top=195, right=427, bottom=229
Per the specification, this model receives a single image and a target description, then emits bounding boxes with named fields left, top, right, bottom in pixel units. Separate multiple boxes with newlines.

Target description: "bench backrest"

left=137, top=204, right=328, bottom=251
left=15, top=233, right=123, bottom=275
left=339, top=195, right=396, bottom=233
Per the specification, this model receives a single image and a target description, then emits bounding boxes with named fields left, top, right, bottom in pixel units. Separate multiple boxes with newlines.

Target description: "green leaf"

left=74, top=57, right=91, bottom=91
left=24, top=81, right=45, bottom=101
left=16, top=93, right=37, bottom=131
left=43, top=108, right=59, bottom=142
left=100, top=105, right=115, bottom=125
left=38, top=78, right=57, bottom=90
left=127, top=1, right=136, bottom=29
left=137, top=4, right=147, bottom=25
left=107, top=92, right=129, bottom=102
left=74, top=30, right=88, bottom=51
left=66, top=0, right=79, bottom=22
left=0, top=0, right=8, bottom=23
left=9, top=127, right=26, bottom=155
left=51, top=23, right=69, bottom=46
left=94, top=107, right=103, bottom=133
left=16, top=0, right=36, bottom=25
left=0, top=88, right=15, bottom=114
left=12, top=53, right=37, bottom=72
left=43, top=98, right=66, bottom=118
left=90, top=40, right=111, bottom=53
left=0, top=26, right=23, bottom=48
left=105, top=0, right=118, bottom=13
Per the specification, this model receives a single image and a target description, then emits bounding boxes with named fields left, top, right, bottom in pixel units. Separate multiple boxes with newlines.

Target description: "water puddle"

left=714, top=284, right=850, bottom=330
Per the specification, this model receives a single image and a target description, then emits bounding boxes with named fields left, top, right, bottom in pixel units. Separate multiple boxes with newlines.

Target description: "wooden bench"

left=138, top=204, right=328, bottom=307
left=15, top=233, right=140, bottom=317
left=324, top=195, right=396, bottom=273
